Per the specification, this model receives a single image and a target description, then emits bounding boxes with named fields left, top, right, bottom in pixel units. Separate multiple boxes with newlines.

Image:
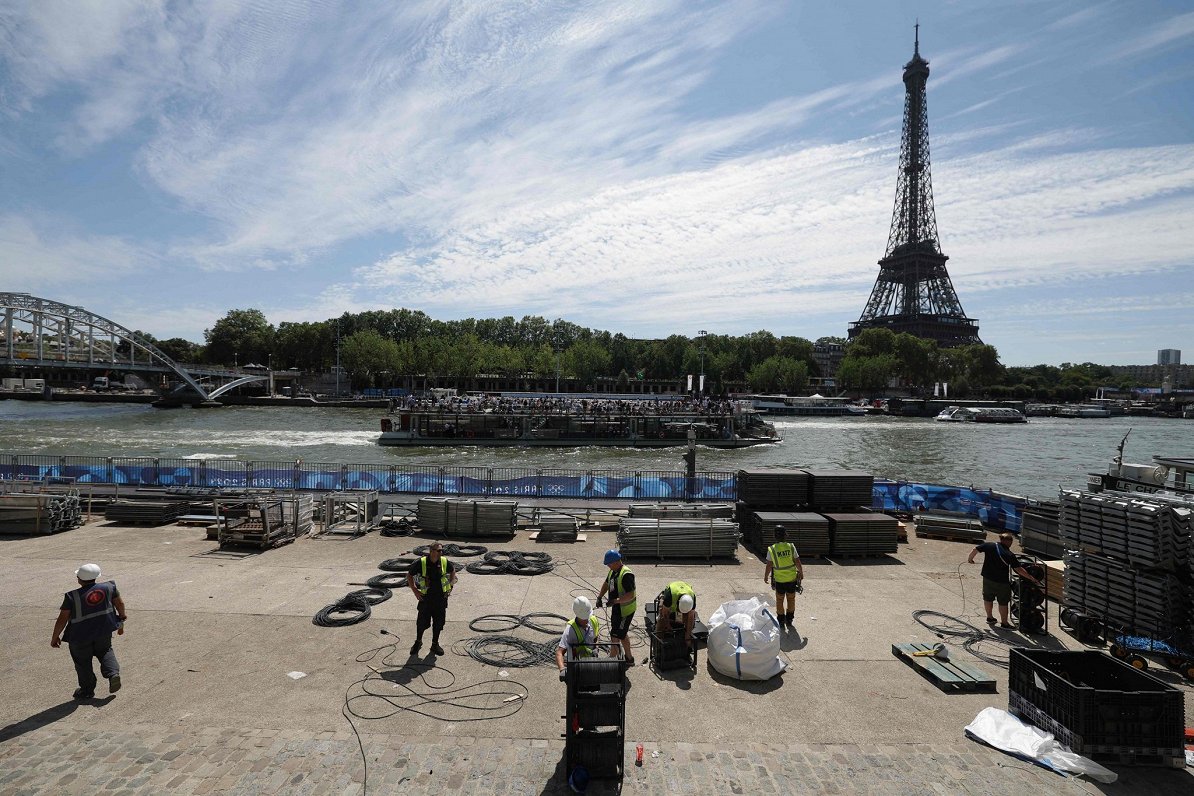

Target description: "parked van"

left=92, top=376, right=110, bottom=390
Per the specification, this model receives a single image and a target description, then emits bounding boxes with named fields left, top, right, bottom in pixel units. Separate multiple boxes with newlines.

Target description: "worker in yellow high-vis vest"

left=764, top=526, right=803, bottom=629
left=596, top=549, right=636, bottom=665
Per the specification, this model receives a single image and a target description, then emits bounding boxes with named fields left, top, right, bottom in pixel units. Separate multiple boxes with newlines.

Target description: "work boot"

left=430, top=642, right=445, bottom=656
left=409, top=640, right=421, bottom=656
left=72, top=688, right=93, bottom=700
left=109, top=675, right=121, bottom=694
left=786, top=612, right=795, bottom=628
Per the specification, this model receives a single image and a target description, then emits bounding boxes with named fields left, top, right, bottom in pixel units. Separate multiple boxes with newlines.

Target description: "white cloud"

left=0, top=215, right=149, bottom=287
left=1109, top=10, right=1194, bottom=62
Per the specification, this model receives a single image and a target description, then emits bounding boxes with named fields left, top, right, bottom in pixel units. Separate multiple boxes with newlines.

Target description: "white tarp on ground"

left=964, top=707, right=1117, bottom=783
left=706, top=597, right=786, bottom=680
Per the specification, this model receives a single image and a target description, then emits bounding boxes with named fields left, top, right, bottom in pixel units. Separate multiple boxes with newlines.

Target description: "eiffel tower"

left=849, top=26, right=981, bottom=347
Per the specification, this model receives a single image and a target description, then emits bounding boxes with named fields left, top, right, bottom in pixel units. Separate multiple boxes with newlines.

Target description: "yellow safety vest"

left=606, top=564, right=636, bottom=617
left=417, top=556, right=452, bottom=595
left=566, top=616, right=600, bottom=657
left=768, top=542, right=799, bottom=583
left=662, top=581, right=694, bottom=611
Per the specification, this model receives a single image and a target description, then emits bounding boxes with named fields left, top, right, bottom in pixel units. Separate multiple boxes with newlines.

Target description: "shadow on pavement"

left=0, top=696, right=112, bottom=743
left=780, top=628, right=808, bottom=652
left=704, top=661, right=784, bottom=693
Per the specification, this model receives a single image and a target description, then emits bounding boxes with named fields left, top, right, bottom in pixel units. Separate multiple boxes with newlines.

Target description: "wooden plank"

left=892, top=643, right=997, bottom=693
left=528, top=531, right=587, bottom=542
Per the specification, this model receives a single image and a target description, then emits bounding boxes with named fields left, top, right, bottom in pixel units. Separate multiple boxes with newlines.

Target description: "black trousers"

left=68, top=635, right=119, bottom=694
left=415, top=598, right=447, bottom=641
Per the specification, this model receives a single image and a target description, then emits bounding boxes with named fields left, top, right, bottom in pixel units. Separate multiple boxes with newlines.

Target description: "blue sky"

left=1, top=1, right=1192, bottom=366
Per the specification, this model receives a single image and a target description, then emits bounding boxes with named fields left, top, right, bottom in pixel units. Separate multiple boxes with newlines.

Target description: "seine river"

left=1, top=401, right=1191, bottom=501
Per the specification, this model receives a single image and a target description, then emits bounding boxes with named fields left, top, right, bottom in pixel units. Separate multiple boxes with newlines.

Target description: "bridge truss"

left=0, top=292, right=220, bottom=400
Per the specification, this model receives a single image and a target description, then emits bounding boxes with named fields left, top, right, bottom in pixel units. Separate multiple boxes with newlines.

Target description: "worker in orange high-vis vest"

left=764, top=526, right=803, bottom=629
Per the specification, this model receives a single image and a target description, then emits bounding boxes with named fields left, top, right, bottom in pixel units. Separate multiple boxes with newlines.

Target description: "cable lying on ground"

left=465, top=551, right=554, bottom=575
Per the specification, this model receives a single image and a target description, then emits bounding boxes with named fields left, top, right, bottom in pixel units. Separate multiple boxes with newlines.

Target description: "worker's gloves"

left=595, top=596, right=604, bottom=608
left=558, top=669, right=567, bottom=683
left=795, top=582, right=804, bottom=594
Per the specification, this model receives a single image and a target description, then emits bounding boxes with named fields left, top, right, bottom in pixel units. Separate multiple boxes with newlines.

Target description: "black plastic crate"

left=1009, top=649, right=1184, bottom=753
left=565, top=730, right=623, bottom=778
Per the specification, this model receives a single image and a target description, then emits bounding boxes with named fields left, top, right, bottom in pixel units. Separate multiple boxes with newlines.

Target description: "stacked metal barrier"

left=616, top=517, right=739, bottom=559
left=750, top=511, right=830, bottom=556
left=627, top=503, right=734, bottom=519
left=104, top=499, right=187, bottom=525
left=824, top=512, right=900, bottom=556
left=0, top=492, right=84, bottom=534
left=1060, top=489, right=1192, bottom=643
left=417, top=497, right=517, bottom=537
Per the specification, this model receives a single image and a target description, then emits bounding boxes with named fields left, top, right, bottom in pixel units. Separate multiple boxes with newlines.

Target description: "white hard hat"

left=573, top=595, right=593, bottom=620
left=678, top=594, right=694, bottom=614
left=75, top=563, right=101, bottom=580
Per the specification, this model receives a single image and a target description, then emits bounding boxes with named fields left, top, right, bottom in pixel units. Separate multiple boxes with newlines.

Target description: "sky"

left=1, top=1, right=1192, bottom=367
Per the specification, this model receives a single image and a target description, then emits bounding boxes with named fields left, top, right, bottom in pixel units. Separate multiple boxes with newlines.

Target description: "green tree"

left=746, top=356, right=809, bottom=393
left=155, top=337, right=203, bottom=363
left=204, top=309, right=275, bottom=366
left=340, top=330, right=403, bottom=387
left=565, top=339, right=612, bottom=385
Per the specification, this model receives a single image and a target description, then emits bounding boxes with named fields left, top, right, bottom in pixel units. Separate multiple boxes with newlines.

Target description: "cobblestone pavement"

left=2, top=720, right=1190, bottom=795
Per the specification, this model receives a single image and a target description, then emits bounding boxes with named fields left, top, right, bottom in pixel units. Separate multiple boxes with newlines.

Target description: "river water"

left=1, top=401, right=1190, bottom=500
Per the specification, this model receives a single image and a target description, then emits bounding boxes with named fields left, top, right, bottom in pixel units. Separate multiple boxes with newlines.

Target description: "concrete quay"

left=2, top=518, right=1191, bottom=795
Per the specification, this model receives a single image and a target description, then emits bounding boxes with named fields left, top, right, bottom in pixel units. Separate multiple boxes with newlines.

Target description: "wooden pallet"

left=892, top=642, right=997, bottom=693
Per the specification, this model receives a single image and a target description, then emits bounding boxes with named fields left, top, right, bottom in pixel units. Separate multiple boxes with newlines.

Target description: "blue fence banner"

left=0, top=454, right=1026, bottom=530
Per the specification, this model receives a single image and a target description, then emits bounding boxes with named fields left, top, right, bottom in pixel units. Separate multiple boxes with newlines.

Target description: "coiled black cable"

left=313, top=593, right=372, bottom=627
left=346, top=587, right=392, bottom=605
left=468, top=612, right=568, bottom=634
left=412, top=543, right=488, bottom=557
left=455, top=635, right=558, bottom=667
left=379, top=518, right=415, bottom=537
left=465, top=550, right=554, bottom=575
left=912, top=609, right=1023, bottom=667
left=378, top=556, right=418, bottom=572
left=366, top=573, right=407, bottom=589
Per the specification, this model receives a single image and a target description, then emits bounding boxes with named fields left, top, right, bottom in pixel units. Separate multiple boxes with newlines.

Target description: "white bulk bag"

left=706, top=597, right=786, bottom=680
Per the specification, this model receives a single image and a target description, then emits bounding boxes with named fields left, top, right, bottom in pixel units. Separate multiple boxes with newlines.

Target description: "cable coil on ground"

left=912, top=609, right=1023, bottom=668
left=412, top=543, right=489, bottom=557
left=314, top=593, right=372, bottom=627
left=468, top=612, right=568, bottom=634
left=456, top=636, right=558, bottom=667
left=465, top=551, right=554, bottom=576
left=346, top=587, right=392, bottom=605
left=379, top=518, right=415, bottom=537
left=378, top=556, right=418, bottom=572
left=366, top=572, right=408, bottom=589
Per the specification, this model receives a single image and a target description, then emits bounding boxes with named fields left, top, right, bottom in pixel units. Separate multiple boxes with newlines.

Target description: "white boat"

left=1055, top=404, right=1112, bottom=418
left=742, top=393, right=867, bottom=417
left=934, top=406, right=1027, bottom=424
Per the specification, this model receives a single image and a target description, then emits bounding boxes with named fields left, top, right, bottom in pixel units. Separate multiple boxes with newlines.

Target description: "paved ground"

left=2, top=513, right=1191, bottom=795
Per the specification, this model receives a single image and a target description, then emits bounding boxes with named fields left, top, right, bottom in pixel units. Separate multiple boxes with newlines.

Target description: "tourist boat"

left=741, top=393, right=868, bottom=417
left=1055, top=404, right=1112, bottom=418
left=934, top=406, right=1028, bottom=424
left=377, top=395, right=780, bottom=447
left=1088, top=432, right=1194, bottom=496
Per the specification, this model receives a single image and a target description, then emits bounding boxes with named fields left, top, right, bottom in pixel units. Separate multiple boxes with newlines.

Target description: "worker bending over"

left=655, top=580, right=696, bottom=648
left=556, top=596, right=602, bottom=681
left=764, top=526, right=803, bottom=628
left=596, top=549, right=637, bottom=665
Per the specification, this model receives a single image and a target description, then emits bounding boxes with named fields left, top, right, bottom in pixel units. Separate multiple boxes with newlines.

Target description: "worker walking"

left=764, top=526, right=803, bottom=629
left=968, top=533, right=1042, bottom=629
left=51, top=563, right=127, bottom=700
left=556, top=596, right=602, bottom=680
left=596, top=550, right=636, bottom=665
left=407, top=541, right=458, bottom=656
left=655, top=580, right=696, bottom=648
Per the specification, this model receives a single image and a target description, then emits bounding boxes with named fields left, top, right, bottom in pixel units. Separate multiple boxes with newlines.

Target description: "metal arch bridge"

left=0, top=292, right=264, bottom=402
